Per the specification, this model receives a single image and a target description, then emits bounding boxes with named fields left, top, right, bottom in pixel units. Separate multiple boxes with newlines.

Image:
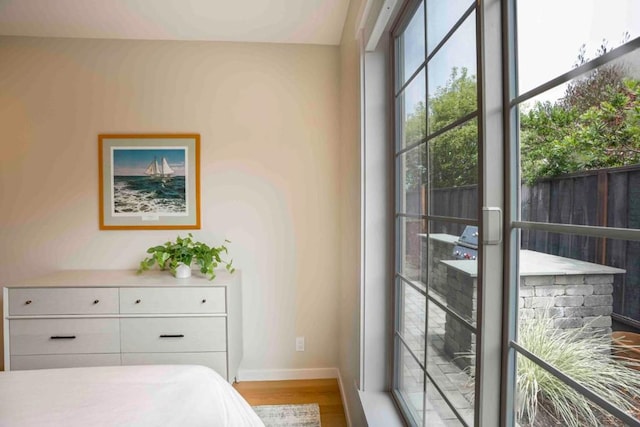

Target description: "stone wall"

left=421, top=235, right=621, bottom=371
left=441, top=260, right=618, bottom=370
left=519, top=274, right=614, bottom=334
left=422, top=234, right=457, bottom=298
left=443, top=268, right=477, bottom=370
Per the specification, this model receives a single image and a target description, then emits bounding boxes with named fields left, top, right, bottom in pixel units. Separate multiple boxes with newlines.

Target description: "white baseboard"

left=336, top=370, right=352, bottom=427
left=237, top=367, right=339, bottom=382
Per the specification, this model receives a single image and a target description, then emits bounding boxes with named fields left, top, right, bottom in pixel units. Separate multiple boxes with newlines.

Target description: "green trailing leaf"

left=137, top=234, right=235, bottom=280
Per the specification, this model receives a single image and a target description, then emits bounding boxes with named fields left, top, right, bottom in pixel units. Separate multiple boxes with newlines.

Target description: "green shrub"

left=517, top=316, right=640, bottom=426
left=520, top=78, right=640, bottom=185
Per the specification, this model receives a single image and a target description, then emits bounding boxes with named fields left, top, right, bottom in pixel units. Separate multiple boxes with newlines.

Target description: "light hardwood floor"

left=234, top=378, right=348, bottom=426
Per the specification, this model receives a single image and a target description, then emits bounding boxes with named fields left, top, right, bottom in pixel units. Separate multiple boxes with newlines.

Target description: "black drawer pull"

left=93, top=299, right=100, bottom=304
left=25, top=300, right=32, bottom=305
left=135, top=299, right=141, bottom=304
left=202, top=299, right=207, bottom=303
left=51, top=335, right=76, bottom=340
left=159, top=334, right=184, bottom=338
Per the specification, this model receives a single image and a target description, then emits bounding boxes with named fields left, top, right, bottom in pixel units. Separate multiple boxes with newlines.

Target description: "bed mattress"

left=0, top=364, right=264, bottom=427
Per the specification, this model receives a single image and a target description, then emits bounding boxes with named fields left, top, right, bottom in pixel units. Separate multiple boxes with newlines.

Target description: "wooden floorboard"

left=234, top=378, right=348, bottom=426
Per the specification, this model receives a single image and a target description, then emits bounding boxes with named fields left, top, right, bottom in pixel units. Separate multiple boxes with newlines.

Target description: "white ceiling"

left=0, top=0, right=351, bottom=45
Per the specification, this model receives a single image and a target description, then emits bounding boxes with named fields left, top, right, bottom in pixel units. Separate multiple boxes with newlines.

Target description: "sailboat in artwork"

left=144, top=157, right=175, bottom=179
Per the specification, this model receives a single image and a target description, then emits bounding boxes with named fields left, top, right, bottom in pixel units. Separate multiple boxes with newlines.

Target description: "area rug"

left=252, top=403, right=321, bottom=427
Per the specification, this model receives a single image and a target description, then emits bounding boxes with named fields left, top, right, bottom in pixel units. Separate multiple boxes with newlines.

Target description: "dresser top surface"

left=4, top=269, right=239, bottom=288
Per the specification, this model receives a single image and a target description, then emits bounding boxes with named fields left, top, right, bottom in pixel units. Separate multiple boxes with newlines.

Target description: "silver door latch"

left=482, top=207, right=502, bottom=245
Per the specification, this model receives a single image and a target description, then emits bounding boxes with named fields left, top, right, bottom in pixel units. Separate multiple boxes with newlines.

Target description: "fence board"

left=556, top=179, right=573, bottom=257
left=521, top=185, right=531, bottom=248
left=573, top=176, right=598, bottom=261
left=607, top=172, right=629, bottom=316
left=533, top=182, right=551, bottom=253
left=625, top=241, right=640, bottom=320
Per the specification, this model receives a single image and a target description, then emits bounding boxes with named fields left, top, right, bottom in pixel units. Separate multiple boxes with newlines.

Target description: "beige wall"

left=0, top=36, right=342, bottom=373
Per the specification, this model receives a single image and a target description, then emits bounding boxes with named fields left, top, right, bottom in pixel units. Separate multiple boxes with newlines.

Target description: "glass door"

left=504, top=1, right=640, bottom=425
left=392, top=1, right=483, bottom=425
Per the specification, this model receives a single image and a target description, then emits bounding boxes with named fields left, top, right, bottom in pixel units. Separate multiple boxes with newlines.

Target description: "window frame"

left=387, top=0, right=640, bottom=426
left=389, top=0, right=492, bottom=425
left=502, top=1, right=640, bottom=425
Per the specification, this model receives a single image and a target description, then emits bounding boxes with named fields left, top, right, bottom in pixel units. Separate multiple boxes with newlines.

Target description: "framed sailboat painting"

left=98, top=134, right=201, bottom=230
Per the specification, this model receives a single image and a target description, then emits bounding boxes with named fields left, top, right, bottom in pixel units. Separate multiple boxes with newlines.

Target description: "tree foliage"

left=403, top=67, right=478, bottom=190
left=402, top=38, right=640, bottom=189
left=561, top=37, right=629, bottom=112
left=520, top=76, right=640, bottom=184
left=520, top=36, right=640, bottom=184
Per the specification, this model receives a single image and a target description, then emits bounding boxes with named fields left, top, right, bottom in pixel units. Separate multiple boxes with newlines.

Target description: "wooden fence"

left=522, top=165, right=640, bottom=324
left=408, top=164, right=640, bottom=323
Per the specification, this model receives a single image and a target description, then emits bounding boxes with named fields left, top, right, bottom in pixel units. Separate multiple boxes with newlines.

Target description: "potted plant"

left=137, top=234, right=235, bottom=280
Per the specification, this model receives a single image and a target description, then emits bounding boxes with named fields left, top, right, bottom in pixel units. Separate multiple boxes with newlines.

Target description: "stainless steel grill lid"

left=452, top=225, right=478, bottom=260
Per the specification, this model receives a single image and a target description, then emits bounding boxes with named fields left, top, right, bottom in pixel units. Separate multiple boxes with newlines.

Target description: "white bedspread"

left=0, top=365, right=265, bottom=427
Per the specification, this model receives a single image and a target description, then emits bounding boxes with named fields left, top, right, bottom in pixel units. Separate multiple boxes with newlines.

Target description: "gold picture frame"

left=98, top=134, right=201, bottom=230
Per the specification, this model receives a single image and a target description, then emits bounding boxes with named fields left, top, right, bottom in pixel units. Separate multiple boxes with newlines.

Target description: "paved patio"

left=399, top=283, right=475, bottom=426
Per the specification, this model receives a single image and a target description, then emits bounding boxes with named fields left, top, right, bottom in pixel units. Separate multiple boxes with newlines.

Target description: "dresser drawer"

left=121, top=352, right=227, bottom=377
left=8, top=288, right=119, bottom=315
left=9, top=318, right=121, bottom=355
left=120, top=287, right=226, bottom=314
left=10, top=354, right=121, bottom=370
left=120, top=317, right=226, bottom=353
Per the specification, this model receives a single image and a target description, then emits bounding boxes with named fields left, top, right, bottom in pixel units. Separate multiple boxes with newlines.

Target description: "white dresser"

left=2, top=270, right=243, bottom=383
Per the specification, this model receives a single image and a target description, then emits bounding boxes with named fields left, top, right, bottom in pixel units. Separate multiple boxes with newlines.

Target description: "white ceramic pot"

left=175, top=263, right=192, bottom=279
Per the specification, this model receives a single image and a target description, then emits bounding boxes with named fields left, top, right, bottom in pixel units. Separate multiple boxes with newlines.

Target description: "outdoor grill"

left=452, top=225, right=478, bottom=260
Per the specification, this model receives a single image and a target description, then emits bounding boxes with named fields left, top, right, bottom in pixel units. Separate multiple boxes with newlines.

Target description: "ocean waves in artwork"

left=113, top=176, right=187, bottom=215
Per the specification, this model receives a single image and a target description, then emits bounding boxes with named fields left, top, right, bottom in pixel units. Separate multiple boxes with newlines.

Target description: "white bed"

left=0, top=365, right=265, bottom=427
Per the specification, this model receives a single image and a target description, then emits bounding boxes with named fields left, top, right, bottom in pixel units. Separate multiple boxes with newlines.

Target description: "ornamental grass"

left=517, top=316, right=640, bottom=426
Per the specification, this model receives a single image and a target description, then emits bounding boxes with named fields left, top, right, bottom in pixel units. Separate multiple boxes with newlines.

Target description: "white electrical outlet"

left=296, top=336, right=305, bottom=352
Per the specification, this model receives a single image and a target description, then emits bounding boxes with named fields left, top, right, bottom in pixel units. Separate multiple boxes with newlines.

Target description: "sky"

left=518, top=0, right=640, bottom=103
left=112, top=148, right=186, bottom=176
left=400, top=0, right=640, bottom=115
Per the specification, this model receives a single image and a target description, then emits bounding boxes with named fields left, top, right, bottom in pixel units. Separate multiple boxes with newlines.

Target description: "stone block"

left=554, top=295, right=584, bottom=307
left=583, top=316, right=612, bottom=328
left=554, top=275, right=585, bottom=285
left=521, top=276, right=554, bottom=287
left=565, top=285, right=594, bottom=296
left=534, top=307, right=564, bottom=319
left=584, top=275, right=613, bottom=285
left=562, top=306, right=590, bottom=317
left=584, top=295, right=613, bottom=307
left=518, top=298, right=524, bottom=309
left=590, top=327, right=612, bottom=336
left=554, top=317, right=584, bottom=329
left=526, top=296, right=555, bottom=309
left=564, top=306, right=612, bottom=317
left=519, top=308, right=535, bottom=319
left=535, top=286, right=565, bottom=297
left=518, top=287, right=535, bottom=297
left=593, top=284, right=614, bottom=295
left=461, top=284, right=474, bottom=297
